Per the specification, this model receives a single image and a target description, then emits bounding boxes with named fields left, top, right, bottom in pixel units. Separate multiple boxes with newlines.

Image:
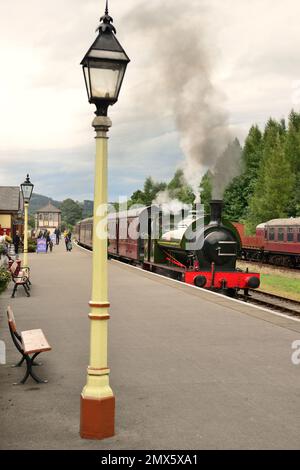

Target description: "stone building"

left=35, top=202, right=61, bottom=234
left=0, top=186, right=23, bottom=237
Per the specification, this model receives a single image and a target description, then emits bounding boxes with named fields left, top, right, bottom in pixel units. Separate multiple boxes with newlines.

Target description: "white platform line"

left=74, top=241, right=300, bottom=324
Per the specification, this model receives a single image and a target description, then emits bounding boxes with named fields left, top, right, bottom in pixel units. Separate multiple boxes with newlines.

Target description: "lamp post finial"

left=97, top=0, right=116, bottom=34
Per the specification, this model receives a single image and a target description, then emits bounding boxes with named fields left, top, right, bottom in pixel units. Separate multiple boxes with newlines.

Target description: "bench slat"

left=21, top=329, right=52, bottom=355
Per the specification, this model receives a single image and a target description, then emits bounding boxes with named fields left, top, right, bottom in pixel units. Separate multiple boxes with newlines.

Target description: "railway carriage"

left=234, top=218, right=300, bottom=267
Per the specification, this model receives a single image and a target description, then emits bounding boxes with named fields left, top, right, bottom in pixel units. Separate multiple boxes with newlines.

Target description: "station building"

left=35, top=202, right=62, bottom=235
left=0, top=186, right=24, bottom=237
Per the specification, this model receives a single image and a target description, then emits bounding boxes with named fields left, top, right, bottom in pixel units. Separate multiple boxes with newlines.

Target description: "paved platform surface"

left=0, top=242, right=300, bottom=450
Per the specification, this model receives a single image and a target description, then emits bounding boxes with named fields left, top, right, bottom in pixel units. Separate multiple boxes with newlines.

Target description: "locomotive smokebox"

left=210, top=200, right=223, bottom=225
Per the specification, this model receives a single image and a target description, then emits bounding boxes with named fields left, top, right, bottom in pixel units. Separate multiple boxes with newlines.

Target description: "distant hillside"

left=29, top=193, right=61, bottom=215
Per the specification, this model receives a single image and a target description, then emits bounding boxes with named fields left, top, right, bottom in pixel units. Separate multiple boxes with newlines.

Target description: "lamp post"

left=80, top=1, right=130, bottom=440
left=20, top=174, right=34, bottom=267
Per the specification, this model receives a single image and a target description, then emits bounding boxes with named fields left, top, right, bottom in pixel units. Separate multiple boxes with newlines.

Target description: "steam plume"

left=125, top=1, right=239, bottom=198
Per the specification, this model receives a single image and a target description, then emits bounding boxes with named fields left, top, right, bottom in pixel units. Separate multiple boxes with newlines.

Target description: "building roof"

left=265, top=217, right=300, bottom=227
left=36, top=202, right=61, bottom=213
left=0, top=186, right=21, bottom=212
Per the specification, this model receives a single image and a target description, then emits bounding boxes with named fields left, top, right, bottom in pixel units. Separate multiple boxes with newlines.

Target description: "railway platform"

left=0, top=242, right=300, bottom=450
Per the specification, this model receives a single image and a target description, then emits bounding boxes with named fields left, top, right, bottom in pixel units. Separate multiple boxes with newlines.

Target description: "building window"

left=278, top=228, right=284, bottom=241
left=287, top=227, right=294, bottom=242
left=268, top=228, right=275, bottom=241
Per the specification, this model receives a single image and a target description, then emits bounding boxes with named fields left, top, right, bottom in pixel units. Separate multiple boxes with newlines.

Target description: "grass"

left=259, top=274, right=300, bottom=301
left=236, top=260, right=300, bottom=301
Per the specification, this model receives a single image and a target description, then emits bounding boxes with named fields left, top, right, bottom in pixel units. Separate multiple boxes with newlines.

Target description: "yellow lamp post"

left=20, top=174, right=34, bottom=267
left=80, top=1, right=130, bottom=440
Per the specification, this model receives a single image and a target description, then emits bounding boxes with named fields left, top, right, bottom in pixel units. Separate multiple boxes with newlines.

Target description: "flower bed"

left=0, top=266, right=11, bottom=294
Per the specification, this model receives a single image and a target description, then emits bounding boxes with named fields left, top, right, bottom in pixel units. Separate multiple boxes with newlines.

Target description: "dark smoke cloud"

left=125, top=0, right=239, bottom=197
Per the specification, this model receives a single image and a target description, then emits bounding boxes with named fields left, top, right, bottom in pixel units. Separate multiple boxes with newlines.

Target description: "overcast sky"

left=0, top=0, right=299, bottom=201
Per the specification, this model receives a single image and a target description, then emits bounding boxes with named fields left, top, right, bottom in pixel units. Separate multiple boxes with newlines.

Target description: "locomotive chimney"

left=210, top=200, right=223, bottom=225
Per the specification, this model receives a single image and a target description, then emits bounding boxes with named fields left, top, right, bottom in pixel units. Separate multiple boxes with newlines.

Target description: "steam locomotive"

left=75, top=200, right=260, bottom=295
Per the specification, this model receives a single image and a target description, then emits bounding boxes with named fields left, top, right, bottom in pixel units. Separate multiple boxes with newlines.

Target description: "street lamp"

left=20, top=174, right=34, bottom=267
left=80, top=1, right=130, bottom=440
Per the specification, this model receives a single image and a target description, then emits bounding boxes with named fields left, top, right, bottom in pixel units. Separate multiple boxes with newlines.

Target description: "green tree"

left=129, top=189, right=145, bottom=207
left=242, top=125, right=263, bottom=178
left=222, top=128, right=263, bottom=221
left=168, top=169, right=194, bottom=204
left=60, top=198, right=83, bottom=226
left=285, top=110, right=300, bottom=215
left=199, top=171, right=212, bottom=214
left=246, top=134, right=295, bottom=231
left=28, top=215, right=35, bottom=229
left=128, top=178, right=167, bottom=207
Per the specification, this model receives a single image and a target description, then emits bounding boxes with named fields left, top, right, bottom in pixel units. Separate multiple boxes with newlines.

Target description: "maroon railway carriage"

left=234, top=218, right=300, bottom=267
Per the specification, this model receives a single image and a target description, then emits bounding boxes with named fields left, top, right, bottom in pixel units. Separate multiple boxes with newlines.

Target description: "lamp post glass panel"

left=80, top=2, right=129, bottom=441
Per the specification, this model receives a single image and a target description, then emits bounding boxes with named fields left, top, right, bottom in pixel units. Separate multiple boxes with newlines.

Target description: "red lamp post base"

left=80, top=394, right=115, bottom=440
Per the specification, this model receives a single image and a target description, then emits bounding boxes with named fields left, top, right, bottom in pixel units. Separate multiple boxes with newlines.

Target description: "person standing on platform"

left=46, top=231, right=51, bottom=253
left=13, top=231, right=20, bottom=255
left=54, top=227, right=60, bottom=245
left=64, top=230, right=72, bottom=252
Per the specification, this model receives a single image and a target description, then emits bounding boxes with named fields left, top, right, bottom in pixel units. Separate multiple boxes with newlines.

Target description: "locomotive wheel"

left=194, top=275, right=207, bottom=288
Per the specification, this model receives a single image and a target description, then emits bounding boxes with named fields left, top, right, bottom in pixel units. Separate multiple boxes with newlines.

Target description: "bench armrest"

left=13, top=274, right=29, bottom=282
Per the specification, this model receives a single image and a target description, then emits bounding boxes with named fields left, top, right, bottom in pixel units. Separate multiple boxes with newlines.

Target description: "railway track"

left=239, top=257, right=299, bottom=272
left=239, top=289, right=300, bottom=317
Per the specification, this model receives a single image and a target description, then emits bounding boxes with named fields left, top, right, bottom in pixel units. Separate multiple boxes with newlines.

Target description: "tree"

left=128, top=178, right=167, bottom=207
left=246, top=134, right=295, bottom=231
left=222, top=128, right=263, bottom=221
left=285, top=110, right=300, bottom=215
left=168, top=169, right=194, bottom=204
left=242, top=125, right=263, bottom=178
left=129, top=190, right=145, bottom=207
left=28, top=215, right=35, bottom=229
left=223, top=174, right=251, bottom=221
left=60, top=198, right=83, bottom=226
left=199, top=171, right=212, bottom=214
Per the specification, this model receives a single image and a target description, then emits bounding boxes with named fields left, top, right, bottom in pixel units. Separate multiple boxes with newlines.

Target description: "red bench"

left=7, top=306, right=51, bottom=384
left=8, top=261, right=31, bottom=298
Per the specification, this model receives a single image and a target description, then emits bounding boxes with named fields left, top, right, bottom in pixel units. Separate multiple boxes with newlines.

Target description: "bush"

left=28, top=238, right=37, bottom=253
left=0, top=266, right=11, bottom=294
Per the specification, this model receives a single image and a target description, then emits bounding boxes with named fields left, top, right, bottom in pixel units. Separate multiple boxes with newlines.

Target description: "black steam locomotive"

left=75, top=200, right=260, bottom=295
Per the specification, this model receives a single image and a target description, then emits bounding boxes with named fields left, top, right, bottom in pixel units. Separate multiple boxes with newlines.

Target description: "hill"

left=29, top=193, right=61, bottom=215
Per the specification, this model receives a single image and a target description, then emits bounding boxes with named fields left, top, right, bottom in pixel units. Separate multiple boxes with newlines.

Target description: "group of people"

left=0, top=226, right=73, bottom=258
left=37, top=229, right=54, bottom=252
left=0, top=230, right=23, bottom=259
left=37, top=227, right=72, bottom=252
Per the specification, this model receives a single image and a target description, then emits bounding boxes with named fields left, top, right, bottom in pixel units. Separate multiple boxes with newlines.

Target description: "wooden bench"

left=7, top=306, right=51, bottom=384
left=8, top=261, right=31, bottom=298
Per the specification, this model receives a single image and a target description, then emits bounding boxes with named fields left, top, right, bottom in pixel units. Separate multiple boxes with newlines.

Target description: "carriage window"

left=278, top=228, right=284, bottom=241
left=268, top=228, right=275, bottom=241
left=298, top=228, right=300, bottom=242
left=287, top=228, right=294, bottom=242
